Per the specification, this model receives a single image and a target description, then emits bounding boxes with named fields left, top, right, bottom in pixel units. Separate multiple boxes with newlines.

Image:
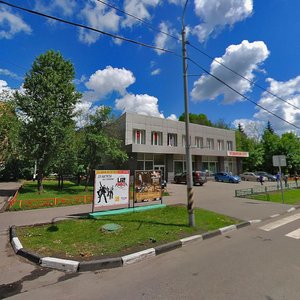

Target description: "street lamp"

left=182, top=0, right=195, bottom=227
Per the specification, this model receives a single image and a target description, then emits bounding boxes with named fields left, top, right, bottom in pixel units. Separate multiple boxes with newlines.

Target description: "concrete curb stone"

left=155, top=240, right=182, bottom=255
left=9, top=205, right=300, bottom=273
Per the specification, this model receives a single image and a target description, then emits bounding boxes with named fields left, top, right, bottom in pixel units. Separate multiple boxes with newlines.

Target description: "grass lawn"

left=17, top=180, right=93, bottom=200
left=11, top=180, right=169, bottom=210
left=248, top=189, right=300, bottom=205
left=16, top=206, right=240, bottom=260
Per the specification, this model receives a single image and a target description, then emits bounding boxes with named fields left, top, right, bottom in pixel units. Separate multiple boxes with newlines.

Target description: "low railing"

left=8, top=195, right=93, bottom=210
left=235, top=181, right=299, bottom=198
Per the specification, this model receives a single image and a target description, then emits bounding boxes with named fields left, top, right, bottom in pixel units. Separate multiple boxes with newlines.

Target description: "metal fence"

left=235, top=181, right=299, bottom=198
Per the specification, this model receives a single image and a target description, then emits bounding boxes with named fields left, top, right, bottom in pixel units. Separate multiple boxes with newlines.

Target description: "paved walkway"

left=0, top=181, right=294, bottom=287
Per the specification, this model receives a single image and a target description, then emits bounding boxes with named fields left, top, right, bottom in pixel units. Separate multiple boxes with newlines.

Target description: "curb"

left=9, top=205, right=300, bottom=273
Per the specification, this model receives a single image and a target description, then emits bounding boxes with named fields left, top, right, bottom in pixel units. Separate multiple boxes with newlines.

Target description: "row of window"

left=133, top=129, right=233, bottom=150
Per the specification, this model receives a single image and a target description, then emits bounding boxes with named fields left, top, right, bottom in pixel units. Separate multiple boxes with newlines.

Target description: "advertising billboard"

left=134, top=170, right=162, bottom=204
left=94, top=170, right=130, bottom=210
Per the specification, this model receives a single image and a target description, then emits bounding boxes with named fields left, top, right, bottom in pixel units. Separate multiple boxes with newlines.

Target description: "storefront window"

left=145, top=161, right=153, bottom=170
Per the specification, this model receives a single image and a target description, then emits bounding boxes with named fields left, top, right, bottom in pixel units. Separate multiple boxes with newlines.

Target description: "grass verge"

left=16, top=206, right=240, bottom=260
left=17, top=180, right=94, bottom=200
left=11, top=180, right=169, bottom=210
left=248, top=189, right=300, bottom=205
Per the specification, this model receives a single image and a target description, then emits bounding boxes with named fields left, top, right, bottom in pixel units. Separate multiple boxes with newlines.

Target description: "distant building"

left=115, top=112, right=248, bottom=182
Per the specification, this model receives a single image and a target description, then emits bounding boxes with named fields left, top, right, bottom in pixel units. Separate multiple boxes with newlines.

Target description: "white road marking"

left=259, top=213, right=300, bottom=232
left=286, top=228, right=300, bottom=239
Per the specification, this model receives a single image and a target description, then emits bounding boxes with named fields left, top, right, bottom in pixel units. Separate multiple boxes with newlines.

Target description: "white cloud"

left=73, top=101, right=96, bottom=128
left=167, top=114, right=178, bottom=121
left=151, top=68, right=161, bottom=76
left=35, top=0, right=77, bottom=17
left=122, top=0, right=160, bottom=28
left=193, top=0, right=253, bottom=42
left=0, top=7, right=32, bottom=39
left=154, top=22, right=179, bottom=55
left=0, top=68, right=22, bottom=80
left=254, top=76, right=300, bottom=134
left=79, top=1, right=120, bottom=45
left=115, top=93, right=164, bottom=118
left=191, top=40, right=269, bottom=103
left=83, top=66, right=135, bottom=102
left=168, top=0, right=186, bottom=5
left=74, top=75, right=87, bottom=85
left=0, top=80, right=9, bottom=93
left=233, top=118, right=264, bottom=140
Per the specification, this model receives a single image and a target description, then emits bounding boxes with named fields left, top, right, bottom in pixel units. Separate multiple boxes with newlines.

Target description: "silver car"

left=239, top=172, right=267, bottom=182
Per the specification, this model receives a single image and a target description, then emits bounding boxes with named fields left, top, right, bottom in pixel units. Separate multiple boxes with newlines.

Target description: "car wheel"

left=229, top=179, right=233, bottom=183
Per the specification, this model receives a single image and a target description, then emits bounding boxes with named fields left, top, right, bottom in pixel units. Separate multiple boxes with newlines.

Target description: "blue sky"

left=1, top=0, right=300, bottom=135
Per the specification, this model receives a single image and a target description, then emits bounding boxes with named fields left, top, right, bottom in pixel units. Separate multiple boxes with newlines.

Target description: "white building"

left=115, top=112, right=248, bottom=182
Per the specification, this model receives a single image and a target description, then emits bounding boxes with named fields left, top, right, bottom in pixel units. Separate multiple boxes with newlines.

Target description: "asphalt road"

left=0, top=180, right=299, bottom=299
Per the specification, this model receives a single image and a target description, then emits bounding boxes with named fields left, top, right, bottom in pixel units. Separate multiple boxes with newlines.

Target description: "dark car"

left=214, top=172, right=241, bottom=183
left=255, top=171, right=276, bottom=182
left=174, top=171, right=207, bottom=186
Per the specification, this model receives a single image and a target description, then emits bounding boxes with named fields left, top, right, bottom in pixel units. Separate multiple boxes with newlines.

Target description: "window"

left=151, top=131, right=163, bottom=146
left=227, top=141, right=233, bottom=151
left=206, top=138, right=214, bottom=149
left=195, top=136, right=203, bottom=148
left=133, top=129, right=145, bottom=144
left=167, top=133, right=177, bottom=147
left=217, top=140, right=224, bottom=151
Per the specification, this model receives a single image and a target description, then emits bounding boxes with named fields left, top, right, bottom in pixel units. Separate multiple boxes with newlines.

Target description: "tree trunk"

left=37, top=169, right=43, bottom=194
left=58, top=175, right=61, bottom=190
left=85, top=164, right=91, bottom=192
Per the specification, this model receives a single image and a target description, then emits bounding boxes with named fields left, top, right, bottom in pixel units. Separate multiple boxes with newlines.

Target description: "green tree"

left=235, top=124, right=264, bottom=171
left=0, top=95, right=20, bottom=165
left=15, top=50, right=81, bottom=192
left=212, top=118, right=231, bottom=129
left=81, top=106, right=128, bottom=191
left=261, top=127, right=280, bottom=172
left=279, top=132, right=300, bottom=174
left=50, top=124, right=78, bottom=189
left=266, top=120, right=274, bottom=134
left=179, top=113, right=213, bottom=126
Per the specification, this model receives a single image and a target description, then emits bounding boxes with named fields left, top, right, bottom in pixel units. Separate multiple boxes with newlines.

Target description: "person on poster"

left=97, top=181, right=107, bottom=203
left=108, top=185, right=114, bottom=199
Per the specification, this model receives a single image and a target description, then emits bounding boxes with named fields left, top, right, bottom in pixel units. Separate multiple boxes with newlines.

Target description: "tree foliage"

left=14, top=50, right=81, bottom=192
left=79, top=106, right=128, bottom=191
left=179, top=113, right=213, bottom=126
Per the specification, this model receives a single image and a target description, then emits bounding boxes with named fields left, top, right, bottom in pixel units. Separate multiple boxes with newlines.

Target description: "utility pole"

left=182, top=0, right=195, bottom=227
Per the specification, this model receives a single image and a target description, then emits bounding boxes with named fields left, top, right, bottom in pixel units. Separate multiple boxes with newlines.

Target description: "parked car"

left=239, top=172, right=267, bottom=182
left=174, top=171, right=207, bottom=186
left=214, top=172, right=241, bottom=183
left=255, top=171, right=276, bottom=182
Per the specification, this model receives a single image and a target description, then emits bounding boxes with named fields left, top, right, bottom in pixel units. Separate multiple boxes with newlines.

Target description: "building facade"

left=116, top=112, right=247, bottom=182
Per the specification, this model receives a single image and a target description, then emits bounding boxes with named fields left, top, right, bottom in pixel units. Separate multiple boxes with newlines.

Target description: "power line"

left=188, top=42, right=300, bottom=111
left=96, top=0, right=180, bottom=42
left=101, top=0, right=300, bottom=114
left=1, top=0, right=296, bottom=130
left=0, top=0, right=180, bottom=58
left=187, top=57, right=300, bottom=131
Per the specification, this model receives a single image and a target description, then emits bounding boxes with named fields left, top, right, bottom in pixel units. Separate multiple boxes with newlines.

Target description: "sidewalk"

left=0, top=181, right=294, bottom=286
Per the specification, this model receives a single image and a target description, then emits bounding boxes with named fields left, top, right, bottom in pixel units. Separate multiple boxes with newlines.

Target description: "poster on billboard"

left=93, top=170, right=130, bottom=211
left=134, top=170, right=162, bottom=205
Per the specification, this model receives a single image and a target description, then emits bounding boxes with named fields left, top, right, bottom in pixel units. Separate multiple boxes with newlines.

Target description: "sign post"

left=272, top=155, right=286, bottom=204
